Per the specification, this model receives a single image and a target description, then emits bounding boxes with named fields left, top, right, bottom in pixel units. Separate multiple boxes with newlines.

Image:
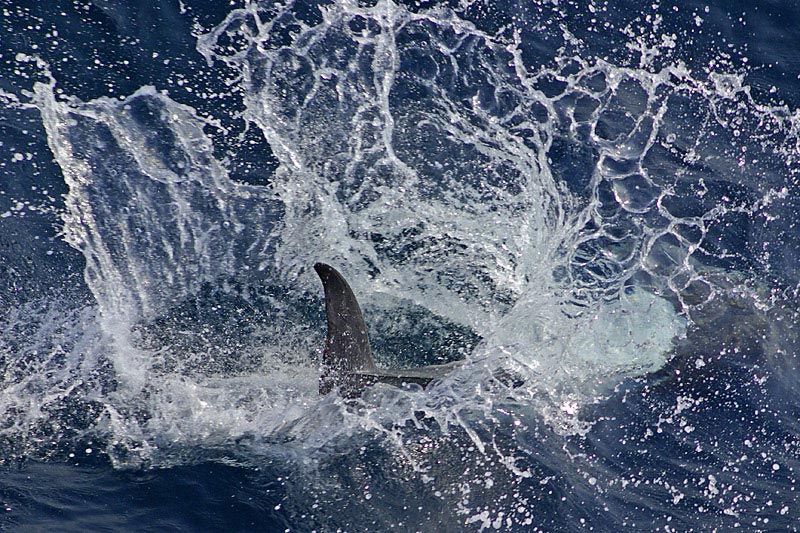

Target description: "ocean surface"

left=2, top=0, right=800, bottom=531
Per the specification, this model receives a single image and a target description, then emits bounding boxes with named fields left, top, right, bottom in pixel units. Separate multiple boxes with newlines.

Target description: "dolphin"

left=314, top=263, right=460, bottom=398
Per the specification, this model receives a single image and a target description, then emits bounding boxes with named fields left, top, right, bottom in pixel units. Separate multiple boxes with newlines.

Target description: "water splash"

left=3, top=2, right=799, bottom=503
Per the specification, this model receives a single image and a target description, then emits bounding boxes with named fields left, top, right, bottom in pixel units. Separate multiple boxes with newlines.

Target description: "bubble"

left=612, top=174, right=659, bottom=213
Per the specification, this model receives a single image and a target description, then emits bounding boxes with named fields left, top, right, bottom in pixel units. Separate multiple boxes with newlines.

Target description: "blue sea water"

left=2, top=0, right=800, bottom=531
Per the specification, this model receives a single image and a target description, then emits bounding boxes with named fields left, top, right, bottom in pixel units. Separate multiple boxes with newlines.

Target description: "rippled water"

left=2, top=0, right=800, bottom=530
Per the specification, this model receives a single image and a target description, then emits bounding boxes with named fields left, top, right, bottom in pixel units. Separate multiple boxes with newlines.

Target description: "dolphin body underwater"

left=314, top=260, right=796, bottom=407
left=314, top=263, right=461, bottom=398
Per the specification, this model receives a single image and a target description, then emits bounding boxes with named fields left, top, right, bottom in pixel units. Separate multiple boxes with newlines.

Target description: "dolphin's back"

left=314, top=262, right=460, bottom=397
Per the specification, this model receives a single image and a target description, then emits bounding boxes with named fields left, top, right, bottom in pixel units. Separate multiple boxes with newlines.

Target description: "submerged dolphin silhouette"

left=314, top=263, right=460, bottom=397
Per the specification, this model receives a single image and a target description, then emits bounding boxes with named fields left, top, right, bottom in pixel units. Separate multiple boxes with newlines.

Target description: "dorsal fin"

left=314, top=263, right=377, bottom=394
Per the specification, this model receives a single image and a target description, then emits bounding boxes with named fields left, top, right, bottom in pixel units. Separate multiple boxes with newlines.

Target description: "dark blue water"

left=3, top=0, right=800, bottom=531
